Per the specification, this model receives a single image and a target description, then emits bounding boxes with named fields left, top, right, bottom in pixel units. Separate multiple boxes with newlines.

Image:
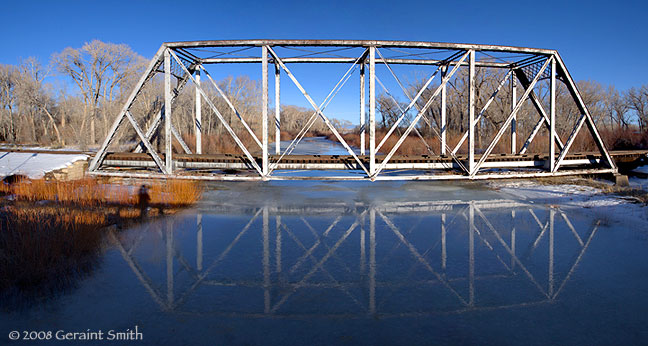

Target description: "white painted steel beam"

left=164, top=39, right=556, bottom=55
left=549, top=58, right=556, bottom=172
left=441, top=66, right=447, bottom=155
left=373, top=51, right=470, bottom=177
left=360, top=63, right=366, bottom=155
left=164, top=49, right=173, bottom=174
left=89, top=46, right=166, bottom=171
left=469, top=50, right=476, bottom=174
left=262, top=46, right=269, bottom=177
left=195, top=67, right=202, bottom=154
left=168, top=50, right=264, bottom=176
left=471, top=57, right=552, bottom=177
left=266, top=46, right=370, bottom=176
left=198, top=66, right=262, bottom=149
left=511, top=72, right=517, bottom=154
left=275, top=64, right=281, bottom=155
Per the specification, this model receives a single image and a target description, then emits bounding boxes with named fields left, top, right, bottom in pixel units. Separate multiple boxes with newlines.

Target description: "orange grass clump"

left=0, top=206, right=136, bottom=307
left=0, top=178, right=203, bottom=207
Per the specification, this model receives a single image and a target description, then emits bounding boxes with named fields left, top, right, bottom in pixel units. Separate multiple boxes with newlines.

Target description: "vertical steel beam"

left=441, top=65, right=447, bottom=155
left=549, top=58, right=556, bottom=172
left=275, top=64, right=281, bottom=155
left=510, top=71, right=517, bottom=154
left=360, top=62, right=366, bottom=155
left=468, top=50, right=476, bottom=174
left=262, top=46, right=269, bottom=176
left=369, top=47, right=376, bottom=176
left=164, top=49, right=173, bottom=173
left=89, top=46, right=165, bottom=171
left=195, top=67, right=202, bottom=155
left=553, top=53, right=616, bottom=171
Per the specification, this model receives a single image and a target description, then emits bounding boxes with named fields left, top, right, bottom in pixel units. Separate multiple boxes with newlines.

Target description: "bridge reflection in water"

left=109, top=200, right=599, bottom=318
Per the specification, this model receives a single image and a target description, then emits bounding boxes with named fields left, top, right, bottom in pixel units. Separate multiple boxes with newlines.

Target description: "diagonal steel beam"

left=374, top=48, right=442, bottom=152
left=268, top=49, right=368, bottom=173
left=89, top=46, right=166, bottom=171
left=134, top=62, right=196, bottom=154
left=452, top=69, right=513, bottom=155
left=169, top=49, right=264, bottom=176
left=374, top=51, right=470, bottom=177
left=199, top=65, right=262, bottom=149
left=471, top=57, right=552, bottom=176
left=267, top=46, right=371, bottom=176
left=374, top=74, right=436, bottom=156
left=514, top=69, right=564, bottom=155
left=125, top=111, right=167, bottom=173
left=134, top=110, right=192, bottom=155
left=553, top=53, right=616, bottom=171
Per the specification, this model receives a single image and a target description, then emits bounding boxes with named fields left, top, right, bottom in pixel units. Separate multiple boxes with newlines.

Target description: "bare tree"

left=627, top=85, right=648, bottom=131
left=52, top=40, right=142, bottom=146
left=603, top=86, right=630, bottom=128
left=0, top=64, right=18, bottom=142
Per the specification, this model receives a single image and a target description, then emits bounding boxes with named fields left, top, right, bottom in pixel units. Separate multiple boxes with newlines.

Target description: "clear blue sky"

left=2, top=0, right=647, bottom=122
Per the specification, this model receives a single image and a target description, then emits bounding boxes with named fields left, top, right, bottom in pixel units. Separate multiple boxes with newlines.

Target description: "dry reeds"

left=0, top=206, right=137, bottom=308
left=0, top=178, right=203, bottom=208
left=0, top=177, right=203, bottom=308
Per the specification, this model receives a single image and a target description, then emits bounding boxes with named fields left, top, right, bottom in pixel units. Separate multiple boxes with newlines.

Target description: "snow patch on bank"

left=0, top=152, right=87, bottom=179
left=487, top=180, right=626, bottom=208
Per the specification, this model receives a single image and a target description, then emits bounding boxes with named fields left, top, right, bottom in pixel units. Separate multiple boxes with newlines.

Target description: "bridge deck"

left=102, top=150, right=648, bottom=172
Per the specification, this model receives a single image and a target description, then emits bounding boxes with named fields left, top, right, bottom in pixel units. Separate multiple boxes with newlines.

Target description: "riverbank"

left=0, top=177, right=203, bottom=309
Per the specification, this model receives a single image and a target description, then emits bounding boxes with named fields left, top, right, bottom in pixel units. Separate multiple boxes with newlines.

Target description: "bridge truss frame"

left=88, top=40, right=617, bottom=181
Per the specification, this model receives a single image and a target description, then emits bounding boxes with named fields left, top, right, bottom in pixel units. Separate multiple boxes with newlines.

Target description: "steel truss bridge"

left=89, top=40, right=646, bottom=181
left=109, top=201, right=599, bottom=317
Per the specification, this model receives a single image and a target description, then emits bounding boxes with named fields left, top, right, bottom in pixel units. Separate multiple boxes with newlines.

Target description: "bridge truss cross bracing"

left=88, top=40, right=618, bottom=181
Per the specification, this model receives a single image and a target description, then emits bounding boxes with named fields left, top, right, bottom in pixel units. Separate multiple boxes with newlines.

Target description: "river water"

left=2, top=138, right=648, bottom=345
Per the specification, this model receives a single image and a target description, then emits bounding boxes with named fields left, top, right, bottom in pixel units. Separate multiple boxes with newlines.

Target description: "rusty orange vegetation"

left=0, top=178, right=203, bottom=207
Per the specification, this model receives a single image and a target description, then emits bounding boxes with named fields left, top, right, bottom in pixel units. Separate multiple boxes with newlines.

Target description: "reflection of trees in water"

left=115, top=200, right=600, bottom=318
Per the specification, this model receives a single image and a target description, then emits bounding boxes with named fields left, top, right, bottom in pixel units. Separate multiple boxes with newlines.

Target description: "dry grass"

left=0, top=206, right=139, bottom=308
left=0, top=177, right=203, bottom=308
left=531, top=176, right=648, bottom=204
left=0, top=178, right=203, bottom=208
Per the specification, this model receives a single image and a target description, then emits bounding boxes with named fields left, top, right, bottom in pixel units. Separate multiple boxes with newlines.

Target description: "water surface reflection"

left=111, top=199, right=599, bottom=318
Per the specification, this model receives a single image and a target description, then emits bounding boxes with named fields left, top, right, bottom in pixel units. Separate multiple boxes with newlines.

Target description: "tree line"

left=0, top=40, right=646, bottom=152
left=377, top=67, right=648, bottom=151
left=0, top=40, right=330, bottom=151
